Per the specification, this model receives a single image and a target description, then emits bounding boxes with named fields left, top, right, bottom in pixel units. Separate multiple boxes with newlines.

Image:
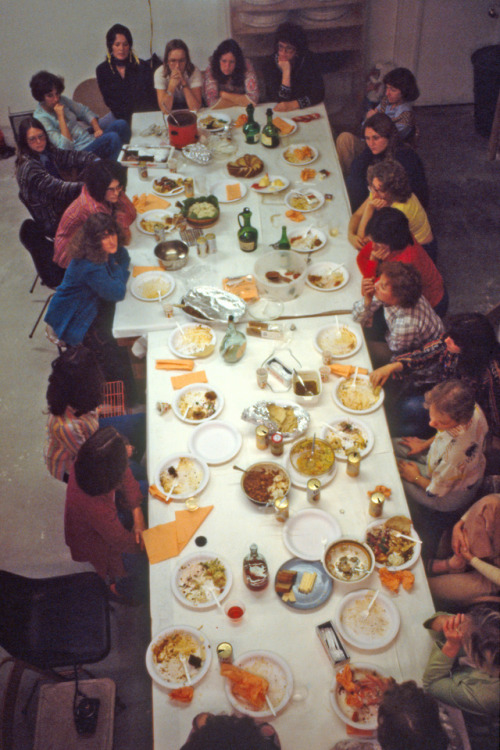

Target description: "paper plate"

left=365, top=519, right=421, bottom=571
left=314, top=324, right=362, bottom=358
left=289, top=228, right=327, bottom=253
left=283, top=508, right=341, bottom=561
left=285, top=189, right=325, bottom=213
left=136, top=209, right=175, bottom=235
left=275, top=557, right=333, bottom=610
left=208, top=179, right=247, bottom=203
left=321, top=418, right=374, bottom=460
left=334, top=589, right=400, bottom=650
left=224, top=650, right=293, bottom=717
left=330, top=662, right=394, bottom=730
left=155, top=453, right=209, bottom=501
left=332, top=376, right=385, bottom=415
left=151, top=174, right=185, bottom=197
left=172, top=384, right=224, bottom=424
left=130, top=271, right=175, bottom=302
left=306, top=263, right=349, bottom=292
left=197, top=112, right=231, bottom=132
left=282, top=144, right=318, bottom=166
left=169, top=323, right=216, bottom=359
left=146, top=625, right=212, bottom=689
left=250, top=175, right=290, bottom=194
left=171, top=551, right=233, bottom=609
left=188, top=421, right=242, bottom=465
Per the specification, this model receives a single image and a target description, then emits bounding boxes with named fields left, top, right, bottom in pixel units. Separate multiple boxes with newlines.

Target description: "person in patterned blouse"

left=203, top=39, right=259, bottom=109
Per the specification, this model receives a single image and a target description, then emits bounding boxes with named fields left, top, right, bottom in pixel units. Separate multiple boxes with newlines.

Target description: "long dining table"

left=117, top=104, right=436, bottom=749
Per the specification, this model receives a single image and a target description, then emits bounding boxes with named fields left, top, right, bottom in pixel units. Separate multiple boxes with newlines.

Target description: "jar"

left=270, top=432, right=284, bottom=456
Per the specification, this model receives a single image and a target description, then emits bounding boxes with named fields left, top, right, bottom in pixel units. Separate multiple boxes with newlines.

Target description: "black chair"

left=0, top=570, right=110, bottom=749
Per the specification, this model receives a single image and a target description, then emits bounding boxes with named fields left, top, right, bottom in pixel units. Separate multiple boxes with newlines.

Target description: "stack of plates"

left=240, top=11, right=287, bottom=27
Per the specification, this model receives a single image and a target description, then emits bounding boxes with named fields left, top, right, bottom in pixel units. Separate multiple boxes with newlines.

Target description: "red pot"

left=167, top=110, right=198, bottom=148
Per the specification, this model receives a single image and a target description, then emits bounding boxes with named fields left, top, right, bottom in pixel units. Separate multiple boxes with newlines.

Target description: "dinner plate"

left=314, top=324, right=362, bottom=359
left=365, top=519, right=421, bottom=571
left=285, top=189, right=325, bottom=213
left=146, top=624, right=212, bottom=689
left=275, top=557, right=333, bottom=610
left=272, top=116, right=297, bottom=137
left=208, top=179, right=247, bottom=203
left=334, top=589, right=400, bottom=650
left=321, top=418, right=374, bottom=460
left=289, top=228, right=327, bottom=253
left=169, top=323, right=216, bottom=359
left=151, top=178, right=185, bottom=198
left=332, top=375, right=385, bottom=415
left=172, top=383, right=224, bottom=424
left=130, top=271, right=175, bottom=302
left=286, top=454, right=337, bottom=490
left=136, top=208, right=175, bottom=235
left=306, top=263, right=349, bottom=292
left=330, top=661, right=394, bottom=730
left=155, top=453, right=209, bottom=501
left=224, top=650, right=293, bottom=717
left=283, top=508, right=341, bottom=561
left=282, top=144, right=319, bottom=166
left=171, top=551, right=233, bottom=609
left=240, top=400, right=310, bottom=442
left=188, top=421, right=242, bottom=465
left=197, top=112, right=231, bottom=132
left=250, top=174, right=290, bottom=194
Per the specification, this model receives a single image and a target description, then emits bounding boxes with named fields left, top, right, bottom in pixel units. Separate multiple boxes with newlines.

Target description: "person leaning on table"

left=203, top=38, right=259, bottom=109
left=154, top=38, right=202, bottom=113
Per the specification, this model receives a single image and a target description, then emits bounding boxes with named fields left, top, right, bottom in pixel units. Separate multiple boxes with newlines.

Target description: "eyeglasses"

left=106, top=185, right=122, bottom=194
left=278, top=43, right=296, bottom=54
left=27, top=134, right=46, bottom=144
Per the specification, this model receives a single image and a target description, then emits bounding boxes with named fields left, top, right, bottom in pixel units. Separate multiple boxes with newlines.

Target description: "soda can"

left=346, top=451, right=361, bottom=477
left=196, top=236, right=209, bottom=256
left=369, top=491, right=386, bottom=517
left=274, top=497, right=289, bottom=522
left=307, top=478, right=321, bottom=504
left=256, top=425, right=269, bottom=450
left=205, top=232, right=217, bottom=253
left=216, top=642, right=233, bottom=664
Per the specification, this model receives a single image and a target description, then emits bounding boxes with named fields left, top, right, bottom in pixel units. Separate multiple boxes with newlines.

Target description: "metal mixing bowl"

left=154, top=240, right=189, bottom=271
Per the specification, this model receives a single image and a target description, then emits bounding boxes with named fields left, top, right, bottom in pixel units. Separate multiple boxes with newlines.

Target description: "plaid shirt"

left=352, top=294, right=444, bottom=356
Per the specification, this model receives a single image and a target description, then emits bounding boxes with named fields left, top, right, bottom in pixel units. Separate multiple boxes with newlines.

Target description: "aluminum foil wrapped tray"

left=181, top=286, right=247, bottom=322
left=182, top=143, right=212, bottom=164
left=241, top=400, right=310, bottom=442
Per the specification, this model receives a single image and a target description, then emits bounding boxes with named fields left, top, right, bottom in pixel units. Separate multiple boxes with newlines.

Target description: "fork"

left=179, top=654, right=192, bottom=685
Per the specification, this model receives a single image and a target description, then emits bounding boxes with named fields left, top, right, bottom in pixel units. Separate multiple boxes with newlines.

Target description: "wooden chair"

left=72, top=79, right=109, bottom=119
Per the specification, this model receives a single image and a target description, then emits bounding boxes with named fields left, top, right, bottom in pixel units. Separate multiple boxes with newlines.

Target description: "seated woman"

left=264, top=22, right=324, bottom=112
left=358, top=208, right=447, bottom=316
left=54, top=158, right=135, bottom=268
left=344, top=113, right=428, bottom=211
left=427, top=494, right=500, bottom=610
left=180, top=713, right=281, bottom=750
left=16, top=116, right=95, bottom=288
left=394, top=380, right=488, bottom=558
left=45, top=214, right=137, bottom=405
left=349, top=160, right=437, bottom=260
left=377, top=681, right=449, bottom=750
left=154, top=39, right=202, bottom=113
left=352, top=262, right=444, bottom=368
left=203, top=39, right=259, bottom=109
left=31, top=70, right=129, bottom=160
left=371, top=313, right=500, bottom=439
left=65, top=426, right=148, bottom=605
left=423, top=606, right=499, bottom=750
left=96, top=23, right=159, bottom=126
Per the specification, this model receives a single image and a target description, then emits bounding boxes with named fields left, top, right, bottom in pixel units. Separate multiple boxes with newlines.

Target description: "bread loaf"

left=227, top=154, right=264, bottom=178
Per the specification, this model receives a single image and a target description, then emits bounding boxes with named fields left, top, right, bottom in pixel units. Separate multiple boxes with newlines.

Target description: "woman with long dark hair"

left=203, top=38, right=259, bottom=108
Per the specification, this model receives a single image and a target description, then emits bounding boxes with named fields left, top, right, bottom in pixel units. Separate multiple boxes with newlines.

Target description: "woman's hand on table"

left=274, top=100, right=298, bottom=112
left=370, top=361, right=402, bottom=387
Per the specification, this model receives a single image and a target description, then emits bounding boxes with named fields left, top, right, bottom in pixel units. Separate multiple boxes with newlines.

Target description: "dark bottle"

left=243, top=544, right=269, bottom=590
left=243, top=103, right=260, bottom=144
left=261, top=108, right=280, bottom=149
left=237, top=207, right=258, bottom=252
left=220, top=315, right=247, bottom=364
left=277, top=225, right=291, bottom=249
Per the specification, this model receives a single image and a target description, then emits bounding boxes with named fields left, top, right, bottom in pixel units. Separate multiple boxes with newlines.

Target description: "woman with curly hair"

left=203, top=38, right=259, bottom=109
left=349, top=159, right=437, bottom=260
left=180, top=712, right=281, bottom=749
left=365, top=67, right=420, bottom=140
left=154, top=39, right=202, bottom=112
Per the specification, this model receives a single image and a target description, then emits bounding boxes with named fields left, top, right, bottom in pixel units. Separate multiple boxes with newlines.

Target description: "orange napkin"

left=285, top=209, right=305, bottom=222
left=142, top=506, right=214, bottom=563
left=132, top=265, right=164, bottom=277
left=273, top=116, right=294, bottom=135
left=346, top=726, right=375, bottom=737
left=132, top=194, right=171, bottom=213
left=155, top=359, right=194, bottom=371
left=171, top=370, right=208, bottom=389
left=301, top=168, right=316, bottom=181
left=329, top=364, right=369, bottom=377
left=379, top=567, right=415, bottom=593
left=222, top=275, right=259, bottom=303
left=234, top=114, right=248, bottom=128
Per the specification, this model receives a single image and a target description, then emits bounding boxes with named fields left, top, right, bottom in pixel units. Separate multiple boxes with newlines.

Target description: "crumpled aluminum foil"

left=182, top=143, right=212, bottom=164
left=181, top=286, right=247, bottom=322
left=241, top=401, right=310, bottom=441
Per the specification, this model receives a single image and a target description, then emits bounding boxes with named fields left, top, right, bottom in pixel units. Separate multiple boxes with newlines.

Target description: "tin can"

left=369, top=491, right=385, bottom=517
left=319, top=365, right=330, bottom=383
left=307, top=478, right=321, bottom=504
left=256, top=367, right=268, bottom=389
left=162, top=302, right=174, bottom=318
left=346, top=451, right=361, bottom=477
left=216, top=642, right=233, bottom=664
left=153, top=223, right=166, bottom=243
left=205, top=232, right=217, bottom=254
left=138, top=161, right=149, bottom=180
left=274, top=496, right=289, bottom=522
left=256, top=425, right=269, bottom=450
left=184, top=177, right=194, bottom=198
left=322, top=350, right=333, bottom=365
left=270, top=432, right=284, bottom=456
left=196, top=236, right=209, bottom=256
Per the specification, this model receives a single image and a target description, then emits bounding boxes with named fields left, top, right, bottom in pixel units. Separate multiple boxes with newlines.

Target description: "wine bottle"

left=220, top=315, right=247, bottom=364
left=261, top=108, right=280, bottom=149
left=278, top=225, right=291, bottom=249
left=237, top=207, right=258, bottom=252
left=243, top=103, right=260, bottom=145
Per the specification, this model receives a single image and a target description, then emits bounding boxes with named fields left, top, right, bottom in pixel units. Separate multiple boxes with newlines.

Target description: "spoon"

left=293, top=369, right=313, bottom=395
left=361, top=589, right=379, bottom=620
left=233, top=465, right=246, bottom=473
left=265, top=270, right=292, bottom=284
left=204, top=582, right=224, bottom=612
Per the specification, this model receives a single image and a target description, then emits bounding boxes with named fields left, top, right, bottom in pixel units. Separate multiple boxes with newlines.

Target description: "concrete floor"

left=0, top=104, right=498, bottom=749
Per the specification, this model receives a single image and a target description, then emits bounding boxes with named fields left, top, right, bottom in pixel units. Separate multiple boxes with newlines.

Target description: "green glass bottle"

left=237, top=207, right=258, bottom=252
left=243, top=103, right=260, bottom=145
left=261, top=108, right=280, bottom=149
left=220, top=315, right=247, bottom=364
left=278, top=225, right=291, bottom=249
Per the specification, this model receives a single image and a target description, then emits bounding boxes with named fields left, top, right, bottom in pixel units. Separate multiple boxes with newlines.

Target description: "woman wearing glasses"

left=154, top=39, right=202, bottom=112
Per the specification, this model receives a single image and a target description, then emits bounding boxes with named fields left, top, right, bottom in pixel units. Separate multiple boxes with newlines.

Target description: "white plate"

left=330, top=662, right=394, bottom=730
left=188, top=421, right=242, bottom=465
left=365, top=519, right=422, bottom=571
left=315, top=324, right=362, bottom=359
left=169, top=323, right=216, bottom=359
left=172, top=383, right=224, bottom=424
left=333, top=375, right=385, bottom=415
left=224, top=650, right=293, bottom=717
left=171, top=551, right=233, bottom=609
left=250, top=174, right=290, bottom=194
left=208, top=179, right=247, bottom=203
left=146, top=624, right=212, bottom=689
left=130, top=271, right=175, bottom=302
left=272, top=116, right=297, bottom=137
left=151, top=174, right=185, bottom=197
left=289, top=228, right=327, bottom=253
left=286, top=454, right=337, bottom=491
left=283, top=508, right=341, bottom=561
left=155, top=453, right=209, bottom=501
left=307, top=263, right=349, bottom=292
left=321, top=418, right=374, bottom=460
left=285, top=189, right=325, bottom=213
left=197, top=112, right=231, bottom=132
left=136, top=209, right=175, bottom=235
left=282, top=144, right=318, bottom=166
left=335, top=589, right=401, bottom=650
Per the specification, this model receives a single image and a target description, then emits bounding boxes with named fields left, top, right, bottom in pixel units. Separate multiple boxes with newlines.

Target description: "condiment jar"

left=270, top=432, right=284, bottom=456
left=243, top=544, right=269, bottom=590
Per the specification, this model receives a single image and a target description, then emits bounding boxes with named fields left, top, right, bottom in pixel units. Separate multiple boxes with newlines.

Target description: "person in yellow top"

left=349, top=159, right=438, bottom=261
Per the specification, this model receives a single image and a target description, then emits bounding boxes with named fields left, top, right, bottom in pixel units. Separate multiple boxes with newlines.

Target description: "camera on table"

left=74, top=696, right=100, bottom=736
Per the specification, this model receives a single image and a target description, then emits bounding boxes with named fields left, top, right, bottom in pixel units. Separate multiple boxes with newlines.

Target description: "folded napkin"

left=132, top=193, right=171, bottom=213
left=329, top=364, right=369, bottom=377
left=142, top=505, right=214, bottom=563
left=273, top=116, right=294, bottom=135
left=285, top=209, right=305, bottom=222
left=222, top=275, right=259, bottom=303
left=171, top=370, right=208, bottom=389
left=155, top=359, right=194, bottom=371
left=132, top=265, right=164, bottom=277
